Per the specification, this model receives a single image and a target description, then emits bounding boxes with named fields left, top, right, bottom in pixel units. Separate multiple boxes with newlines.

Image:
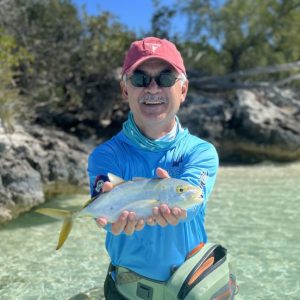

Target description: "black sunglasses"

left=129, top=70, right=181, bottom=88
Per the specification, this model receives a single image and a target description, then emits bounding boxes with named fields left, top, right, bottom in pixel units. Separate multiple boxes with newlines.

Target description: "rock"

left=0, top=158, right=43, bottom=222
left=179, top=87, right=300, bottom=163
left=179, top=92, right=230, bottom=145
left=0, top=123, right=90, bottom=225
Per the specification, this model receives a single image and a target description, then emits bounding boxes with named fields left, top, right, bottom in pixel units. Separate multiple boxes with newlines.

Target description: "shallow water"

left=0, top=163, right=299, bottom=299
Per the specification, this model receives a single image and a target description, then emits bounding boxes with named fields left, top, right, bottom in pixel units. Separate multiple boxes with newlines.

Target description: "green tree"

left=180, top=0, right=300, bottom=76
left=0, top=0, right=135, bottom=125
left=0, top=28, right=30, bottom=132
left=150, top=0, right=177, bottom=39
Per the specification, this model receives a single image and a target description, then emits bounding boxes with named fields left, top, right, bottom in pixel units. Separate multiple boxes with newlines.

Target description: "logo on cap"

left=145, top=42, right=161, bottom=53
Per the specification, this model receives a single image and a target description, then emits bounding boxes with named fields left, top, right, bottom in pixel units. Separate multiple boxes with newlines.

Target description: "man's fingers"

left=134, top=218, right=145, bottom=231
left=146, top=216, right=157, bottom=226
left=102, top=181, right=114, bottom=192
left=151, top=205, right=186, bottom=227
left=123, top=212, right=138, bottom=235
left=156, top=167, right=170, bottom=179
left=110, top=212, right=146, bottom=235
left=111, top=211, right=129, bottom=235
left=96, top=217, right=108, bottom=228
left=169, top=207, right=187, bottom=224
left=153, top=206, right=168, bottom=227
left=160, top=204, right=179, bottom=225
left=176, top=208, right=187, bottom=220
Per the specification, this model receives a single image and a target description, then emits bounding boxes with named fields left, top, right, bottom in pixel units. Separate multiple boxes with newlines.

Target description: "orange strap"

left=187, top=256, right=215, bottom=286
left=186, top=242, right=205, bottom=259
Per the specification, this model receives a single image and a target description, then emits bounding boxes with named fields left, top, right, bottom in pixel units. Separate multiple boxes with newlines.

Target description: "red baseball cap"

left=122, top=37, right=186, bottom=76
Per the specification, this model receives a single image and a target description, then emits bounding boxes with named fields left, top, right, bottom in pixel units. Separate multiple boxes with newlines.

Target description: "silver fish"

left=36, top=173, right=203, bottom=250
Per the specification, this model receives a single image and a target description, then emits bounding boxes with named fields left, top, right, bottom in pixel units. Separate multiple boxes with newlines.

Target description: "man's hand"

left=95, top=167, right=187, bottom=235
left=146, top=167, right=187, bottom=227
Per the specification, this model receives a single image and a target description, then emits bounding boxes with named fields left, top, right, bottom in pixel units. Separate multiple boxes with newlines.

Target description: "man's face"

left=121, top=59, right=188, bottom=136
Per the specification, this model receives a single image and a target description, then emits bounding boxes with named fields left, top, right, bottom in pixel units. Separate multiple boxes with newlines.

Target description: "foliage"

left=0, top=28, right=31, bottom=132
left=150, top=1, right=177, bottom=39
left=172, top=0, right=300, bottom=82
left=0, top=0, right=135, bottom=121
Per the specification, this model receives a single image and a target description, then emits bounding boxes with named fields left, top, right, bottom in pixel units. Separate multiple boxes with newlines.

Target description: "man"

left=88, top=37, right=219, bottom=299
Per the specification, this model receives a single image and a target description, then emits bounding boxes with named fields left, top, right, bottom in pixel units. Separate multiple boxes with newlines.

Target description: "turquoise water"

left=0, top=163, right=299, bottom=299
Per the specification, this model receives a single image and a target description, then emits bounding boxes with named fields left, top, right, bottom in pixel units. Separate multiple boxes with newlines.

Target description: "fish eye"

left=176, top=185, right=186, bottom=193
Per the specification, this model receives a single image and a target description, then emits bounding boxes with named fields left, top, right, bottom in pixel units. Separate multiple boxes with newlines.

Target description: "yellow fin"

left=107, top=173, right=125, bottom=186
left=35, top=208, right=74, bottom=250
left=56, top=218, right=73, bottom=250
left=82, top=195, right=98, bottom=209
left=35, top=208, right=71, bottom=220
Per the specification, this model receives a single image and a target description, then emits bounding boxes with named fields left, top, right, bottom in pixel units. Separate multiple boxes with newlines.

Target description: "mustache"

left=138, top=94, right=168, bottom=104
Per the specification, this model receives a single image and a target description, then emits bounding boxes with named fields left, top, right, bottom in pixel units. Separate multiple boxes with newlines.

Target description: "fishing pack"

left=114, top=242, right=238, bottom=299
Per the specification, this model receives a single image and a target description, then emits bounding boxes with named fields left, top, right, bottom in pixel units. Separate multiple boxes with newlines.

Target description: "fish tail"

left=35, top=208, right=74, bottom=250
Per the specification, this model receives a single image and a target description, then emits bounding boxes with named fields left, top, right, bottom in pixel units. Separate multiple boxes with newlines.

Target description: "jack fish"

left=36, top=173, right=203, bottom=250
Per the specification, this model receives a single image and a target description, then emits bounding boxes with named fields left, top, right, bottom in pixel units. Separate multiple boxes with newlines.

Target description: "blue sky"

left=72, top=0, right=185, bottom=34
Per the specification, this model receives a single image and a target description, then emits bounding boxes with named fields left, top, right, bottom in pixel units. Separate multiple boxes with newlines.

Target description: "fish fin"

left=122, top=199, right=161, bottom=211
left=56, top=217, right=73, bottom=250
left=132, top=177, right=148, bottom=181
left=107, top=173, right=125, bottom=186
left=77, top=214, right=94, bottom=219
left=35, top=208, right=71, bottom=220
left=35, top=208, right=74, bottom=250
left=82, top=195, right=98, bottom=209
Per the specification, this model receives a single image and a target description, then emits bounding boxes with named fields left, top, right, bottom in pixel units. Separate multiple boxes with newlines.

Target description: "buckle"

left=136, top=282, right=153, bottom=300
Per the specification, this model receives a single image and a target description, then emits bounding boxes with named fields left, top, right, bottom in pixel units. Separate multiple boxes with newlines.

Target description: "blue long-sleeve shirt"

left=87, top=128, right=218, bottom=281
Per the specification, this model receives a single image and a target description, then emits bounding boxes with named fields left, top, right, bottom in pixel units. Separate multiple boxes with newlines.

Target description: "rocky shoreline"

left=0, top=123, right=90, bottom=224
left=179, top=87, right=300, bottom=163
left=1, top=86, right=300, bottom=224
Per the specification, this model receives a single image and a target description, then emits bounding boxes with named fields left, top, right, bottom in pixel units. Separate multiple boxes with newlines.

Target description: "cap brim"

left=124, top=55, right=185, bottom=75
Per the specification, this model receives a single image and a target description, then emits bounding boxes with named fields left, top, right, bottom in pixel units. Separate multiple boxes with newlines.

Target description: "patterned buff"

left=122, top=112, right=188, bottom=152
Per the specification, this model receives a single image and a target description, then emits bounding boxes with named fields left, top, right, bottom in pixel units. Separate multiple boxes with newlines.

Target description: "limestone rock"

left=179, top=87, right=300, bottom=162
left=0, top=123, right=90, bottom=224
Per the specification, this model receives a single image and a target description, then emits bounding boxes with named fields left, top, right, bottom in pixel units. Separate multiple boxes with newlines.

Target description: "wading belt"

left=110, top=243, right=238, bottom=300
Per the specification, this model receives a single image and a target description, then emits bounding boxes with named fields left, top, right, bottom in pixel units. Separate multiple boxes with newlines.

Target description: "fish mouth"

left=191, top=195, right=204, bottom=204
left=178, top=193, right=203, bottom=209
left=189, top=188, right=204, bottom=204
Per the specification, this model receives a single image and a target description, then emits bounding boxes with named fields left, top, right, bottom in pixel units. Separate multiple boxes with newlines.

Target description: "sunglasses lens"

left=157, top=73, right=177, bottom=87
left=129, top=71, right=178, bottom=87
left=130, top=73, right=151, bottom=87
